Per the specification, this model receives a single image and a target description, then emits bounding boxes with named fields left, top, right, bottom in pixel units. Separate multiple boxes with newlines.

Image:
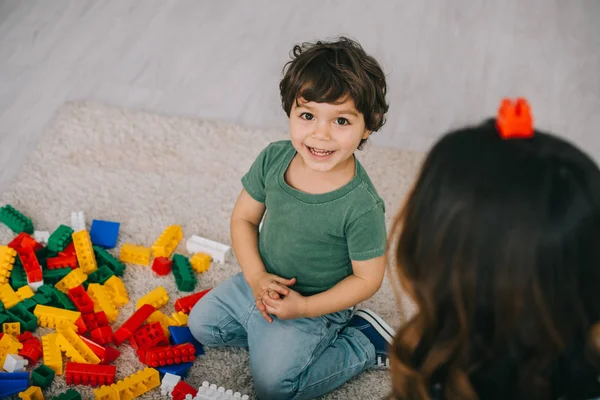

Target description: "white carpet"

left=0, top=102, right=423, bottom=399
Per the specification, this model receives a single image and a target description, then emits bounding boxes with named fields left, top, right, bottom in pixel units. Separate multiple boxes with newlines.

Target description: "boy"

left=189, top=37, right=394, bottom=400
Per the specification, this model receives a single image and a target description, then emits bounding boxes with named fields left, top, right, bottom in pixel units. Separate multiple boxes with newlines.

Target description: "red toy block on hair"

left=152, top=257, right=172, bottom=276
left=113, top=304, right=156, bottom=345
left=174, top=288, right=212, bottom=314
left=65, top=362, right=116, bottom=386
left=496, top=97, right=534, bottom=139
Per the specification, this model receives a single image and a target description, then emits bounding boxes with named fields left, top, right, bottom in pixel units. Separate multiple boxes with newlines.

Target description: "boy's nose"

left=311, top=122, right=332, bottom=140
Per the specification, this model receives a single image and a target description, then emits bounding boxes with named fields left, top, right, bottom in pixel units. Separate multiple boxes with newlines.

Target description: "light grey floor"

left=1, top=0, right=599, bottom=193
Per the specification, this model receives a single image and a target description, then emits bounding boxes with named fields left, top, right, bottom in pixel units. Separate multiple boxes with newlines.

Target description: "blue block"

left=0, top=371, right=30, bottom=397
left=168, top=326, right=205, bottom=356
left=89, top=219, right=120, bottom=249
left=156, top=362, right=193, bottom=377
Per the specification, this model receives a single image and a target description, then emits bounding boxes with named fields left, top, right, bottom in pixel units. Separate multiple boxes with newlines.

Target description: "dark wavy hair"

left=389, top=120, right=600, bottom=400
left=279, top=37, right=389, bottom=149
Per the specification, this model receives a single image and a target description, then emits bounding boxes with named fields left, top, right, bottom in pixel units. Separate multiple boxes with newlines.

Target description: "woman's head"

left=390, top=119, right=600, bottom=399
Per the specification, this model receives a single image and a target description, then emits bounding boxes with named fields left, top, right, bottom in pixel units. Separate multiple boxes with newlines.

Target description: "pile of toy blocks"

left=160, top=374, right=250, bottom=399
left=0, top=204, right=224, bottom=399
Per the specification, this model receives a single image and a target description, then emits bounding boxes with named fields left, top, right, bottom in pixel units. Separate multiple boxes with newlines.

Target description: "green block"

left=52, top=389, right=82, bottom=400
left=35, top=247, right=56, bottom=269
left=88, top=265, right=114, bottom=284
left=38, top=284, right=76, bottom=310
left=0, top=312, right=8, bottom=325
left=19, top=297, right=37, bottom=311
left=47, top=224, right=74, bottom=253
left=43, top=266, right=71, bottom=284
left=32, top=364, right=55, bottom=388
left=6, top=302, right=37, bottom=332
left=37, top=284, right=55, bottom=298
left=32, top=292, right=52, bottom=306
left=0, top=204, right=34, bottom=234
left=93, top=246, right=125, bottom=276
left=172, top=254, right=197, bottom=292
left=0, top=299, right=3, bottom=312
left=9, top=262, right=27, bottom=289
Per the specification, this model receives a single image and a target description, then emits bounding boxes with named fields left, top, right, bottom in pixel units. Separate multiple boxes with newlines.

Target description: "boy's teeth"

left=309, top=147, right=333, bottom=156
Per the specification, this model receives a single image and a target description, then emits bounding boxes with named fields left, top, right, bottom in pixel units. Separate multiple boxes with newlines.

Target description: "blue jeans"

left=188, top=272, right=376, bottom=400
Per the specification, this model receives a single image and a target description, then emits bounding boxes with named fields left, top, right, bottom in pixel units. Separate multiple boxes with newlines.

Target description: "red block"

left=47, top=254, right=78, bottom=270
left=18, top=247, right=42, bottom=282
left=113, top=304, right=156, bottom=345
left=137, top=343, right=196, bottom=367
left=65, top=362, right=116, bottom=386
left=171, top=381, right=197, bottom=400
left=9, top=232, right=41, bottom=253
left=90, top=326, right=113, bottom=345
left=19, top=337, right=43, bottom=364
left=78, top=335, right=121, bottom=364
left=152, top=257, right=172, bottom=276
left=174, top=288, right=212, bottom=314
left=132, top=322, right=169, bottom=350
left=68, top=286, right=95, bottom=313
left=60, top=242, right=76, bottom=256
left=17, top=331, right=34, bottom=343
left=95, top=311, right=110, bottom=327
left=81, top=313, right=98, bottom=331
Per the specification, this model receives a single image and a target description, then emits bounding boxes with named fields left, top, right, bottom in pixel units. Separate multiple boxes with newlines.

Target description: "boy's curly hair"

left=279, top=37, right=389, bottom=149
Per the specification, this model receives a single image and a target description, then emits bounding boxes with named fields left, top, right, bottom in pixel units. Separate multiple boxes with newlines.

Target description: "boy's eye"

left=300, top=112, right=314, bottom=121
left=335, top=117, right=350, bottom=126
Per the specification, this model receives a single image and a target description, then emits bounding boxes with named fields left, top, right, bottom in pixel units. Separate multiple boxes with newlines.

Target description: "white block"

left=160, top=372, right=181, bottom=396
left=27, top=277, right=44, bottom=292
left=71, top=211, right=86, bottom=232
left=186, top=235, right=231, bottom=264
left=34, top=230, right=50, bottom=245
left=3, top=354, right=28, bottom=372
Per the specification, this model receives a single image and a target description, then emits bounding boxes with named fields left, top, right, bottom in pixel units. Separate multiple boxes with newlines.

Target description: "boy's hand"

left=248, top=272, right=296, bottom=323
left=262, top=287, right=308, bottom=320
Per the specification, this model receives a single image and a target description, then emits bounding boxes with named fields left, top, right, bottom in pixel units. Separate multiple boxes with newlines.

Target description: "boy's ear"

left=362, top=130, right=372, bottom=140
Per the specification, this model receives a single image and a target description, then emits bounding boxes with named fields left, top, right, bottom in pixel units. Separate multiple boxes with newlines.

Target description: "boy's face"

left=289, top=96, right=370, bottom=174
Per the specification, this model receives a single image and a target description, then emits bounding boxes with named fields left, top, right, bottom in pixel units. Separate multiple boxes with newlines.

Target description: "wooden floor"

left=1, top=0, right=599, bottom=191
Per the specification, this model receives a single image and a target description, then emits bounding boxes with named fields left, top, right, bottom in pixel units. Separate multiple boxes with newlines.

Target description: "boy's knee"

left=188, top=298, right=222, bottom=346
left=252, top=362, right=297, bottom=400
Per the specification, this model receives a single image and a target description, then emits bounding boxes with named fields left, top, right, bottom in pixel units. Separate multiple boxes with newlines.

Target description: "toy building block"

left=170, top=380, right=197, bottom=400
left=72, top=230, right=98, bottom=274
left=160, top=372, right=181, bottom=395
left=33, top=230, right=50, bottom=246
left=27, top=278, right=44, bottom=292
left=168, top=326, right=204, bottom=356
left=132, top=321, right=169, bottom=350
left=42, top=333, right=63, bottom=375
left=33, top=364, right=55, bottom=388
left=93, top=385, right=119, bottom=400
left=19, top=247, right=43, bottom=282
left=136, top=286, right=169, bottom=310
left=103, top=276, right=129, bottom=307
left=51, top=388, right=81, bottom=400
left=0, top=245, right=17, bottom=284
left=88, top=265, right=115, bottom=285
left=119, top=243, right=151, bottom=266
left=147, top=310, right=176, bottom=336
left=93, top=246, right=125, bottom=276
left=55, top=268, right=87, bottom=293
left=190, top=252, right=211, bottom=273
left=3, top=353, right=28, bottom=372
left=16, top=285, right=34, bottom=300
left=33, top=305, right=81, bottom=328
left=78, top=334, right=120, bottom=364
left=67, top=286, right=95, bottom=313
left=87, top=283, right=118, bottom=322
left=112, top=304, right=156, bottom=345
left=196, top=381, right=250, bottom=400
left=137, top=343, right=196, bottom=367
left=94, top=367, right=160, bottom=399
left=8, top=232, right=41, bottom=253
left=71, top=211, right=86, bottom=232
left=19, top=297, right=38, bottom=312
left=48, top=225, right=75, bottom=253
left=172, top=254, right=197, bottom=292
left=19, top=335, right=43, bottom=364
left=90, top=220, right=120, bottom=249
left=1, top=283, right=22, bottom=309
left=152, top=257, right=172, bottom=276
left=156, top=362, right=193, bottom=378
left=18, top=385, right=43, bottom=400
left=152, top=225, right=183, bottom=258
left=170, top=311, right=188, bottom=326
left=9, top=261, right=27, bottom=290
left=186, top=235, right=231, bottom=264
left=0, top=205, right=34, bottom=234
left=46, top=254, right=77, bottom=270
left=65, top=361, right=116, bottom=386
left=90, top=325, right=114, bottom=346
left=56, top=322, right=101, bottom=364
left=59, top=241, right=76, bottom=256
left=39, top=285, right=77, bottom=311
left=0, top=371, right=29, bottom=397
left=174, top=288, right=212, bottom=314
left=7, top=303, right=37, bottom=332
left=42, top=267, right=71, bottom=285
left=3, top=321, right=20, bottom=335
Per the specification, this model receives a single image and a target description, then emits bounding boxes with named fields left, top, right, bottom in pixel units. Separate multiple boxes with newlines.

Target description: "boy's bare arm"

left=304, top=255, right=386, bottom=318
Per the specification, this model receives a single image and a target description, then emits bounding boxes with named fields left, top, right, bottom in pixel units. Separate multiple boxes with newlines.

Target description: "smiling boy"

left=189, top=37, right=394, bottom=400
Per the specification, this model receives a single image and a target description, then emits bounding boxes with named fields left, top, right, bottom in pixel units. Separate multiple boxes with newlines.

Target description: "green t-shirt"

left=241, top=140, right=387, bottom=296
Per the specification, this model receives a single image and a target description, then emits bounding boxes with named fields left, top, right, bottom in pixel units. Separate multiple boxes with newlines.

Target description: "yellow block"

left=170, top=311, right=188, bottom=326
left=119, top=244, right=151, bottom=266
left=93, top=385, right=120, bottom=400
left=190, top=252, right=211, bottom=273
left=87, top=284, right=118, bottom=322
left=0, top=283, right=20, bottom=309
left=18, top=385, right=44, bottom=400
left=16, top=285, right=35, bottom=300
left=72, top=230, right=98, bottom=274
left=42, top=333, right=63, bottom=375
left=56, top=322, right=100, bottom=364
left=104, top=276, right=129, bottom=307
left=33, top=305, right=81, bottom=329
left=0, top=245, right=16, bottom=284
left=0, top=333, right=23, bottom=365
left=152, top=225, right=183, bottom=258
left=136, top=286, right=168, bottom=310
left=147, top=310, right=176, bottom=337
left=3, top=321, right=20, bottom=336
left=55, top=268, right=87, bottom=293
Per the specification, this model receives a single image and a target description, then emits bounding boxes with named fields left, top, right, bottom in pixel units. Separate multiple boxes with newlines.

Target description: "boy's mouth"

left=306, top=145, right=334, bottom=157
